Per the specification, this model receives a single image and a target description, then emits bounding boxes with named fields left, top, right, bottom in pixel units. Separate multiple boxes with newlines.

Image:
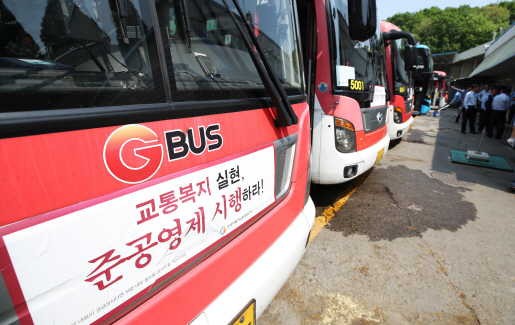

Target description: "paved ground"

left=259, top=109, right=515, bottom=325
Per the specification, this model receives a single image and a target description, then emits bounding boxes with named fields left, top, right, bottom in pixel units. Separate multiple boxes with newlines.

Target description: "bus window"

left=0, top=0, right=167, bottom=111
left=331, top=0, right=385, bottom=93
left=155, top=0, right=303, bottom=102
left=392, top=39, right=411, bottom=96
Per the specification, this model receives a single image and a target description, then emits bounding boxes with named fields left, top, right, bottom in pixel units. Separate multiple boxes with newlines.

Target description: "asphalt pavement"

left=259, top=108, right=515, bottom=325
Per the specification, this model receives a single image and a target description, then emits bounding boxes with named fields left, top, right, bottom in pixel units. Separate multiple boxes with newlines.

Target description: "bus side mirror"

left=404, top=45, right=417, bottom=71
left=348, top=0, right=377, bottom=42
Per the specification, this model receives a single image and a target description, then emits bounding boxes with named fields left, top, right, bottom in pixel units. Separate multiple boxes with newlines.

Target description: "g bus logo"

left=103, top=125, right=164, bottom=184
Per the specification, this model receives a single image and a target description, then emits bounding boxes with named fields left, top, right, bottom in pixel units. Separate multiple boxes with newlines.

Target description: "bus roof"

left=380, top=20, right=401, bottom=32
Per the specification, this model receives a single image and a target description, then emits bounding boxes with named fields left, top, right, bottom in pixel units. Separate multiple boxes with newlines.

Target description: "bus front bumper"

left=314, top=133, right=390, bottom=184
left=388, top=115, right=414, bottom=140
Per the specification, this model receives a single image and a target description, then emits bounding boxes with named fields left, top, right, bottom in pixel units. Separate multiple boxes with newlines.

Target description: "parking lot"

left=259, top=109, right=515, bottom=325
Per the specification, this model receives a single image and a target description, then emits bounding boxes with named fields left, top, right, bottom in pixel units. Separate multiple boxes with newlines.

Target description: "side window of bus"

left=393, top=40, right=408, bottom=91
left=0, top=0, right=166, bottom=112
left=154, top=0, right=302, bottom=102
left=373, top=31, right=385, bottom=88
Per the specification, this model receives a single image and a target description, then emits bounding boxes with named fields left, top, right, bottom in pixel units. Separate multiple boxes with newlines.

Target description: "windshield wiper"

left=114, top=0, right=129, bottom=44
left=177, top=0, right=192, bottom=53
left=364, top=52, right=374, bottom=102
left=380, top=53, right=391, bottom=102
left=219, top=0, right=298, bottom=127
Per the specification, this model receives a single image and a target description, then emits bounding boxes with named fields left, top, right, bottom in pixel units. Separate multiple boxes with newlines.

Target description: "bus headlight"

left=394, top=106, right=402, bottom=124
left=334, top=118, right=356, bottom=153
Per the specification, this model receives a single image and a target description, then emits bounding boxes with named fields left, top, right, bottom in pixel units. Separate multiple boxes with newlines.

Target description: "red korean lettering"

left=159, top=190, right=179, bottom=214
left=186, top=207, right=206, bottom=236
left=212, top=195, right=227, bottom=220
left=126, top=233, right=158, bottom=268
left=196, top=177, right=211, bottom=197
left=85, top=249, right=124, bottom=290
left=229, top=187, right=242, bottom=212
left=136, top=199, right=159, bottom=225
left=157, top=219, right=182, bottom=250
left=179, top=183, right=196, bottom=204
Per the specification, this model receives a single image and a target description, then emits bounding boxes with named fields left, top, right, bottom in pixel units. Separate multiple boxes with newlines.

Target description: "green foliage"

left=386, top=3, right=513, bottom=54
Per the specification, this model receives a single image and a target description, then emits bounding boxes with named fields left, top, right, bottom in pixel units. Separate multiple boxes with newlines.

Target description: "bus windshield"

left=159, top=0, right=303, bottom=101
left=0, top=0, right=165, bottom=111
left=416, top=47, right=433, bottom=73
left=0, top=0, right=303, bottom=111
left=329, top=0, right=385, bottom=95
left=391, top=39, right=411, bottom=96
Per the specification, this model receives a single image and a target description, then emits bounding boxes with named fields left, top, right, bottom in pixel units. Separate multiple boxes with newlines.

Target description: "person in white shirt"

left=478, top=84, right=491, bottom=124
left=487, top=86, right=511, bottom=139
left=477, top=84, right=491, bottom=101
left=461, top=84, right=479, bottom=134
left=452, top=85, right=472, bottom=123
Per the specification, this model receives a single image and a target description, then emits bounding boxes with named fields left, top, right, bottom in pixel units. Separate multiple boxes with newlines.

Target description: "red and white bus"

left=297, top=0, right=390, bottom=184
left=381, top=21, right=417, bottom=141
left=431, top=70, right=450, bottom=109
left=0, top=0, right=314, bottom=324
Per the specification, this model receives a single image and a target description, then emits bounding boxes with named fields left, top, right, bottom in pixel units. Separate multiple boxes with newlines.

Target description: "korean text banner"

left=2, top=146, right=275, bottom=325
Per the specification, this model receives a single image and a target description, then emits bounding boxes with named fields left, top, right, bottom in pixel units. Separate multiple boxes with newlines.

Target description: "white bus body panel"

left=311, top=97, right=390, bottom=185
left=388, top=105, right=414, bottom=140
left=191, top=197, right=316, bottom=325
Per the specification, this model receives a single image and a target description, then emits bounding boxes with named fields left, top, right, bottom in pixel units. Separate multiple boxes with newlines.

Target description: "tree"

left=386, top=3, right=510, bottom=54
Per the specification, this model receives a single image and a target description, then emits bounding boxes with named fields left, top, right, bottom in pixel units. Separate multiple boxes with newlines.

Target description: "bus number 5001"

left=349, top=80, right=364, bottom=91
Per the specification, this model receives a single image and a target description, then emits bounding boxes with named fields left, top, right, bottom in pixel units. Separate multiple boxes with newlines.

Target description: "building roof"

left=432, top=52, right=457, bottom=65
left=469, top=23, right=515, bottom=78
left=432, top=52, right=458, bottom=56
left=453, top=42, right=491, bottom=63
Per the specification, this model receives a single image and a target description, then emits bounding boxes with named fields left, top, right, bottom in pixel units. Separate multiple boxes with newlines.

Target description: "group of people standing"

left=450, top=84, right=513, bottom=138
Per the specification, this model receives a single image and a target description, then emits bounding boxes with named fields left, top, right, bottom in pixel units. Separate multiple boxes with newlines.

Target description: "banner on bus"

left=0, top=145, right=275, bottom=325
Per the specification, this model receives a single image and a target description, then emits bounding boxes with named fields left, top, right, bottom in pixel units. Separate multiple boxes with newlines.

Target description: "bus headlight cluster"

left=394, top=106, right=402, bottom=124
left=334, top=118, right=356, bottom=153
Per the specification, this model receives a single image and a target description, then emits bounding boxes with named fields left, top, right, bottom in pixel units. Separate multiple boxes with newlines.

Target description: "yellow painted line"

left=308, top=171, right=370, bottom=244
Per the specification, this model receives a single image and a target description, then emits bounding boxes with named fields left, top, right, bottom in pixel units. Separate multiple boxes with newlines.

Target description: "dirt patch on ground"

left=326, top=165, right=477, bottom=241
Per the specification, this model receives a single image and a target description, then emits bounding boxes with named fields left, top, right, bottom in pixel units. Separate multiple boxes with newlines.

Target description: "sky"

left=379, top=0, right=496, bottom=20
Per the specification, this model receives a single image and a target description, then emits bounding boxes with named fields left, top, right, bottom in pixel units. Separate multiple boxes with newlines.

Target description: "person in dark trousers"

left=452, top=85, right=472, bottom=123
left=461, top=84, right=479, bottom=134
left=488, top=86, right=511, bottom=139
left=478, top=87, right=497, bottom=133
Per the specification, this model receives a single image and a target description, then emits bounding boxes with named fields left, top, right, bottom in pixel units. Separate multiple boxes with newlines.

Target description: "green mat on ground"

left=450, top=150, right=513, bottom=171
